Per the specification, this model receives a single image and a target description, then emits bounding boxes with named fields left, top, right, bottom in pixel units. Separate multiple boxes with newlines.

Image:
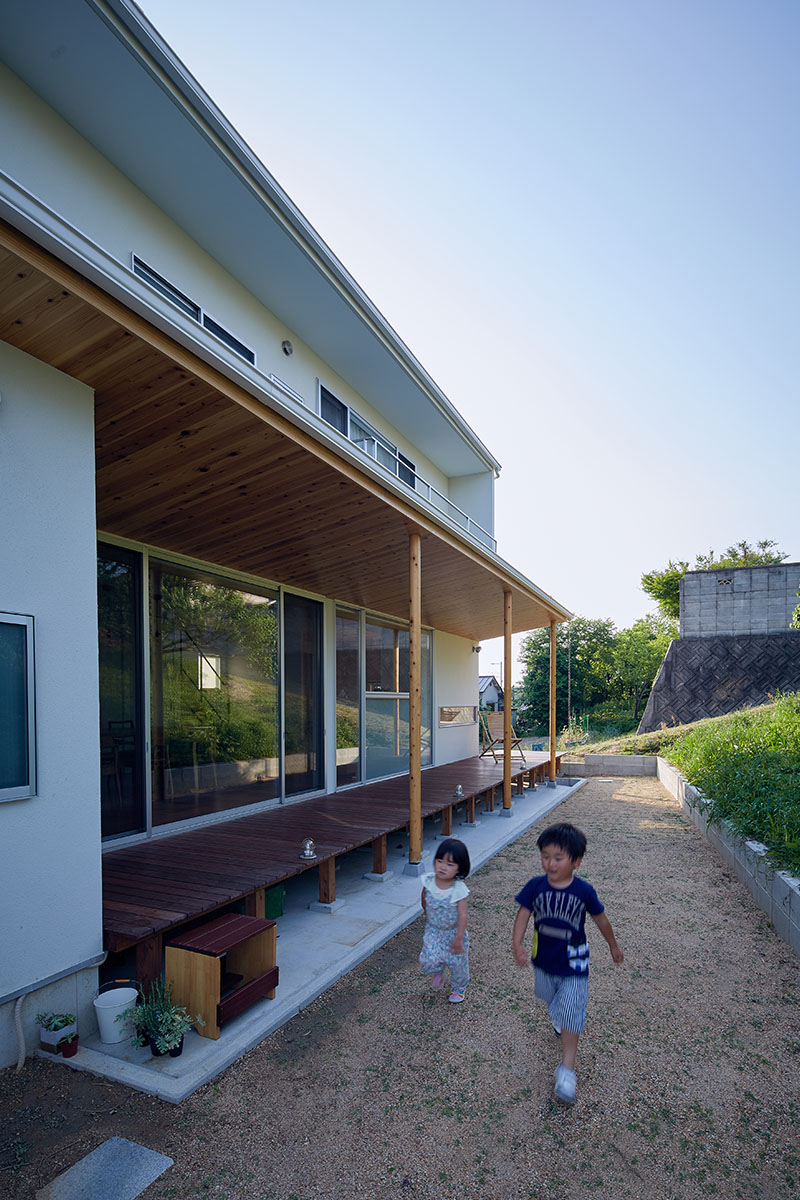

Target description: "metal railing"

left=351, top=435, right=497, bottom=552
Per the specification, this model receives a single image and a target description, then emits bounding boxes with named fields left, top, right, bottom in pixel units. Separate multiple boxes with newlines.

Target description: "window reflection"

left=150, top=563, right=279, bottom=825
left=98, top=546, right=144, bottom=837
left=364, top=615, right=431, bottom=780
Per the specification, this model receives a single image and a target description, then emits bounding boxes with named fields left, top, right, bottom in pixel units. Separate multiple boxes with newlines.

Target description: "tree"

left=516, top=617, right=616, bottom=733
left=610, top=615, right=677, bottom=720
left=642, top=540, right=788, bottom=619
left=791, top=589, right=800, bottom=630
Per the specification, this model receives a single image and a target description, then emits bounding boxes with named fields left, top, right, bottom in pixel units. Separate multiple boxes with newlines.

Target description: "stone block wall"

left=638, top=632, right=800, bottom=732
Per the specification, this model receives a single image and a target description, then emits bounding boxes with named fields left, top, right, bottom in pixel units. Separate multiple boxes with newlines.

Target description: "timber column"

left=503, top=589, right=512, bottom=809
left=549, top=617, right=557, bottom=782
left=406, top=529, right=424, bottom=872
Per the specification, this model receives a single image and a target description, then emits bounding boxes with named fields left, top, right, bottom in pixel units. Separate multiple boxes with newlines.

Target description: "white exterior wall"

left=0, top=63, right=449, bottom=500
left=433, top=632, right=480, bottom=764
left=0, top=342, right=102, bottom=1067
left=449, top=471, right=495, bottom=542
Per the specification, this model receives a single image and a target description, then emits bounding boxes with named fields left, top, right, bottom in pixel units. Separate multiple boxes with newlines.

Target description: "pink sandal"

left=448, top=988, right=466, bottom=1003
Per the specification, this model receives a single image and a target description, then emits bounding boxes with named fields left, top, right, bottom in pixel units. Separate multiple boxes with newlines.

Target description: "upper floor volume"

left=0, top=0, right=499, bottom=551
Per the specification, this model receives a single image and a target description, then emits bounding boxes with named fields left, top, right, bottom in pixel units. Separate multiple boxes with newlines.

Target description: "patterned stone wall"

left=638, top=632, right=800, bottom=733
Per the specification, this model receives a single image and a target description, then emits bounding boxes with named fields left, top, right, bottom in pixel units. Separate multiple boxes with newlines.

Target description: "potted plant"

left=36, top=1012, right=77, bottom=1054
left=117, top=979, right=203, bottom=1057
left=59, top=1032, right=79, bottom=1058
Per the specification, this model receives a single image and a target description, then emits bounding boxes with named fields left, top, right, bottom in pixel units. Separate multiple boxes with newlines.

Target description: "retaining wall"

left=564, top=753, right=800, bottom=957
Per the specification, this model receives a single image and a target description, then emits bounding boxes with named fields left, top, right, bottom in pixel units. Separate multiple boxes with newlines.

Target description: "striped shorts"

left=533, top=967, right=589, bottom=1033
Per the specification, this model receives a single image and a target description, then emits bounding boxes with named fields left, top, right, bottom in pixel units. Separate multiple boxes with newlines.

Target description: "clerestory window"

left=319, top=385, right=416, bottom=488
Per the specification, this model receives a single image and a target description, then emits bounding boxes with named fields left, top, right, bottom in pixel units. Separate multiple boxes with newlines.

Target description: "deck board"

left=102, top=753, right=560, bottom=953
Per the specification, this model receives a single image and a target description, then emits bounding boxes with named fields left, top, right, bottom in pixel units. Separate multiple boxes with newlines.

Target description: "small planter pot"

left=148, top=1035, right=184, bottom=1058
left=39, top=1022, right=77, bottom=1054
left=60, top=1037, right=79, bottom=1058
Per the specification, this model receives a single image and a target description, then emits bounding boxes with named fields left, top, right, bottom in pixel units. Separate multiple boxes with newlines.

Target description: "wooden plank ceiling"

left=0, top=228, right=563, bottom=640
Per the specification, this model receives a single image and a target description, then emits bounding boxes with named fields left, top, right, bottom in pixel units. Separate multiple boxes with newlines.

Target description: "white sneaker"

left=553, top=1064, right=577, bottom=1105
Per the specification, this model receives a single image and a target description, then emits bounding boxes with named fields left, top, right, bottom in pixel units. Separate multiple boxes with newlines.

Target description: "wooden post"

left=135, top=935, right=163, bottom=989
left=318, top=858, right=336, bottom=905
left=503, top=589, right=512, bottom=809
left=441, top=806, right=453, bottom=835
left=372, top=834, right=387, bottom=876
left=549, top=617, right=557, bottom=782
left=244, top=888, right=265, bottom=918
left=409, top=530, right=422, bottom=864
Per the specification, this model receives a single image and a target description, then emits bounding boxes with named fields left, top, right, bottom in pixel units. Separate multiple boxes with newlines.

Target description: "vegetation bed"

left=566, top=695, right=800, bottom=875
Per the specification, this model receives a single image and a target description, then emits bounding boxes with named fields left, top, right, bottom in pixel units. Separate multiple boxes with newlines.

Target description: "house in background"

left=0, top=0, right=570, bottom=1068
left=478, top=674, right=504, bottom=711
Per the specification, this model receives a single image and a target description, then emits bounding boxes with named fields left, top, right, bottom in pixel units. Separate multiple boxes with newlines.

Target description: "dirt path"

left=3, top=777, right=799, bottom=1200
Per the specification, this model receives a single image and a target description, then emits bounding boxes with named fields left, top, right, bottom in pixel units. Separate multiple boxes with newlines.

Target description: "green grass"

left=666, top=693, right=800, bottom=874
left=566, top=694, right=800, bottom=874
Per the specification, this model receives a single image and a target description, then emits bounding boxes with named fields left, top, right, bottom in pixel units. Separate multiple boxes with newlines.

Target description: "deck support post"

left=406, top=529, right=424, bottom=873
left=549, top=618, right=557, bottom=783
left=318, top=858, right=336, bottom=904
left=372, top=834, right=387, bottom=875
left=308, top=857, right=345, bottom=911
left=441, top=806, right=453, bottom=835
left=135, top=934, right=163, bottom=989
left=244, top=888, right=265, bottom=918
left=503, top=589, right=513, bottom=810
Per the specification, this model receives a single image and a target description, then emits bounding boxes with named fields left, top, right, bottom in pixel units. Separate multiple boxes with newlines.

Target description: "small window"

left=133, top=257, right=200, bottom=320
left=398, top=452, right=416, bottom=488
left=202, top=314, right=256, bottom=364
left=439, top=705, right=477, bottom=726
left=320, top=386, right=348, bottom=434
left=0, top=613, right=36, bottom=801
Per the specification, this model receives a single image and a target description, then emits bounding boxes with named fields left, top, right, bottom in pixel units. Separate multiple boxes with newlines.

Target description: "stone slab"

left=36, top=1137, right=172, bottom=1200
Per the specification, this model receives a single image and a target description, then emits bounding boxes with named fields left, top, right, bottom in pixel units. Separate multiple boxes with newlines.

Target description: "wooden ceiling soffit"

left=0, top=221, right=565, bottom=639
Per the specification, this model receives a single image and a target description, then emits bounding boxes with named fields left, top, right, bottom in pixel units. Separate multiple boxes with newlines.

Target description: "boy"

left=512, top=821, right=623, bottom=1105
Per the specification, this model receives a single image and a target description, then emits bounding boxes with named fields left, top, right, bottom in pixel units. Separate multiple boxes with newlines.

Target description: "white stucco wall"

left=0, top=342, right=102, bottom=1065
left=449, top=471, right=495, bottom=541
left=433, top=632, right=480, bottom=764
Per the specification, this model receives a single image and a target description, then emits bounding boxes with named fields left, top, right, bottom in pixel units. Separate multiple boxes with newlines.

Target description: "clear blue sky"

left=140, top=0, right=799, bottom=680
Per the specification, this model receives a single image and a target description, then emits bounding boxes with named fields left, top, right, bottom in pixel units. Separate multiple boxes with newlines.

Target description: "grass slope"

left=565, top=695, right=800, bottom=874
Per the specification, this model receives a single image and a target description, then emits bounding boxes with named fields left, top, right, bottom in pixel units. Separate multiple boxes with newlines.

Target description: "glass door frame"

left=99, top=536, right=331, bottom=848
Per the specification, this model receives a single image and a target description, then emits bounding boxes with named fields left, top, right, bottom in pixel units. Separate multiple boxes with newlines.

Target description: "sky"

left=139, top=0, right=799, bottom=683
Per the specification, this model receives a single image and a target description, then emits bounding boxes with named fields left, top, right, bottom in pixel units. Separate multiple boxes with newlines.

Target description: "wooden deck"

left=102, top=753, right=562, bottom=984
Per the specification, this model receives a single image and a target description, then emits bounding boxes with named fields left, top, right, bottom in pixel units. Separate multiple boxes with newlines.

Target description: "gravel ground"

left=3, top=776, right=799, bottom=1200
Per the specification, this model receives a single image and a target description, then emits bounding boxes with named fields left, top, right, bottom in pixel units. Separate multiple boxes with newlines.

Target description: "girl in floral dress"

left=419, top=838, right=471, bottom=1003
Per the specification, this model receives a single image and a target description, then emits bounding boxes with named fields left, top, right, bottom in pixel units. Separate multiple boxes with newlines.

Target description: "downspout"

left=7, top=951, right=108, bottom=1072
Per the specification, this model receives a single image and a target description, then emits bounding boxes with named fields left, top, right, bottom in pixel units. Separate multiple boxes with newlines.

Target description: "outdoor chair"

left=479, top=710, right=527, bottom=762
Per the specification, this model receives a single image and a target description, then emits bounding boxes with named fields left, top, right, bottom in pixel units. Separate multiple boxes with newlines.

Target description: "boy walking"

left=512, top=821, right=623, bottom=1105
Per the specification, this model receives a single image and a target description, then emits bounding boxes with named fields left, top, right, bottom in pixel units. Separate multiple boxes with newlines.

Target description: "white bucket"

left=93, top=986, right=137, bottom=1044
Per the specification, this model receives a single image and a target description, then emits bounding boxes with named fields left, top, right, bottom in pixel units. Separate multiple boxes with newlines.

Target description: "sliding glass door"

left=364, top=615, right=431, bottom=781
left=335, top=607, right=360, bottom=786
left=283, top=592, right=323, bottom=796
left=150, top=561, right=280, bottom=826
left=97, top=545, right=145, bottom=838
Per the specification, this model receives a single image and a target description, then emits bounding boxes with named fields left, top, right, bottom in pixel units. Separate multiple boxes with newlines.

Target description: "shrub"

left=665, top=693, right=800, bottom=874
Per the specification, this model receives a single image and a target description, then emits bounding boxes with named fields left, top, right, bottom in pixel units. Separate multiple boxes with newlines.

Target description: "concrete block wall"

left=656, top=757, right=800, bottom=958
left=680, top=562, right=800, bottom=638
left=561, top=754, right=657, bottom=777
left=562, top=754, right=800, bottom=958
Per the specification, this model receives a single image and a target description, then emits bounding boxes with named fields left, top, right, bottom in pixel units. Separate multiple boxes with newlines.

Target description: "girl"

left=419, top=837, right=471, bottom=1003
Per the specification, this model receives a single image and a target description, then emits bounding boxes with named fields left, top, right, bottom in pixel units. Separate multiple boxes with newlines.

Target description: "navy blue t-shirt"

left=515, top=875, right=604, bottom=976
